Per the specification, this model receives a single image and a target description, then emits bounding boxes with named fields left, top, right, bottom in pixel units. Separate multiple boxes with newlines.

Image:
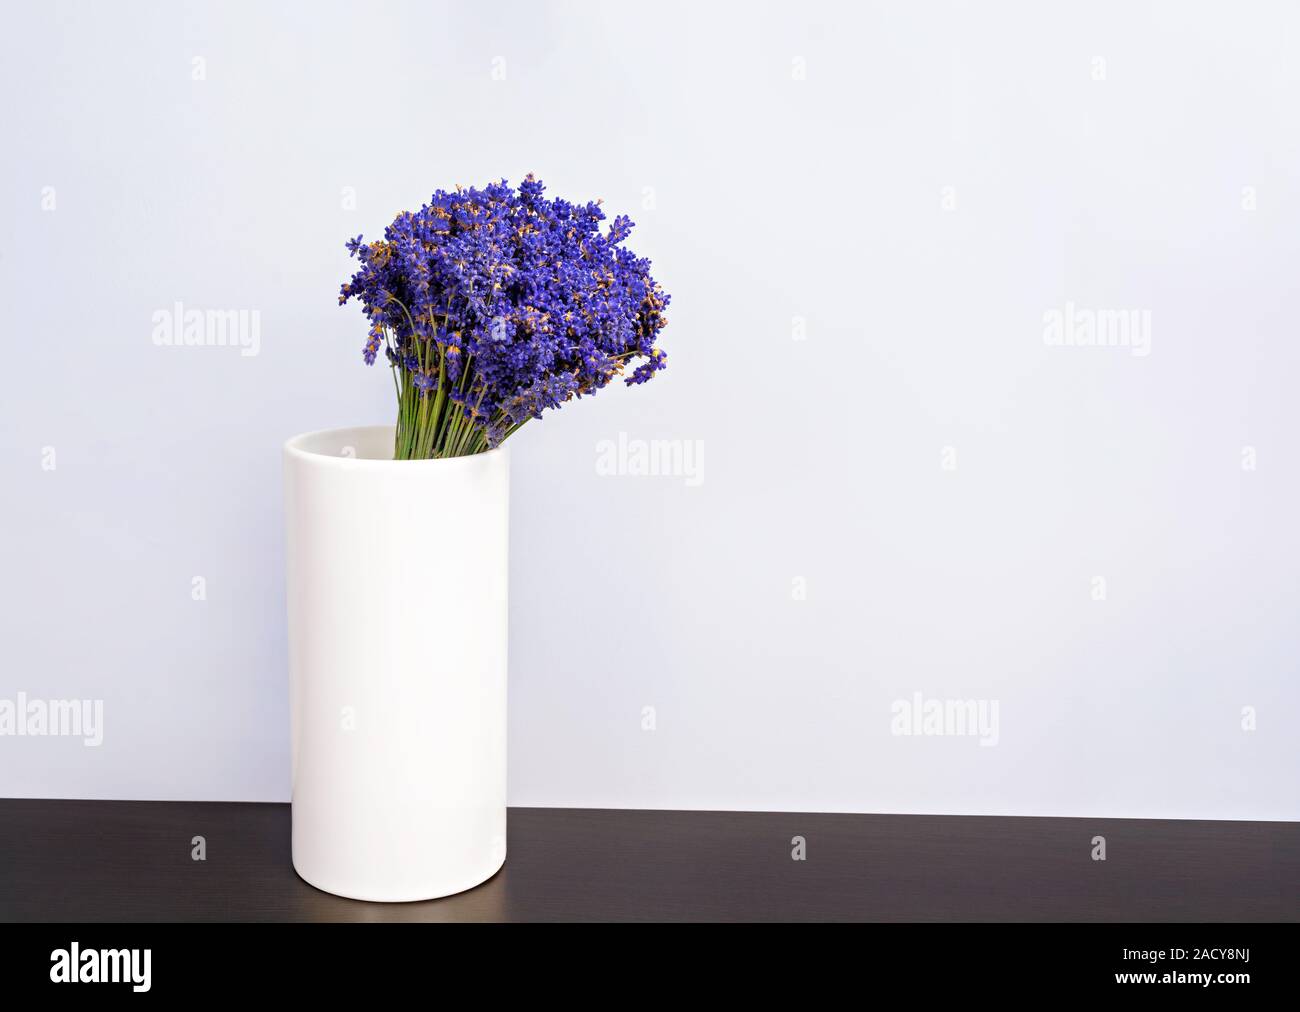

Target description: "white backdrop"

left=2, top=0, right=1297, bottom=819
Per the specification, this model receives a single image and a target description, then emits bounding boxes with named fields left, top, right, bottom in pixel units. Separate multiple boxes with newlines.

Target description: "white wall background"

left=2, top=0, right=1297, bottom=819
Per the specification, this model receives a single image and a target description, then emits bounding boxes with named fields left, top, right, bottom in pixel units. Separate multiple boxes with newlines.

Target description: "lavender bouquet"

left=340, top=175, right=670, bottom=459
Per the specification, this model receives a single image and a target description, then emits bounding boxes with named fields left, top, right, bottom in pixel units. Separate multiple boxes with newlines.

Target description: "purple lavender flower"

left=339, top=175, right=670, bottom=459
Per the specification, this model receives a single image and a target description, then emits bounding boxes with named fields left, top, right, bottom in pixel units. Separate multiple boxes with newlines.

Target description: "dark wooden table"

left=0, top=800, right=1295, bottom=921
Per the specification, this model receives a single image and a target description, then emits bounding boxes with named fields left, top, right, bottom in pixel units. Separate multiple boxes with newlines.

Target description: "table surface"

left=0, top=800, right=1295, bottom=921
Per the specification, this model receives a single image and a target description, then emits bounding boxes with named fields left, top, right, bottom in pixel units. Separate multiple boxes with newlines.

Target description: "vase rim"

left=284, top=424, right=508, bottom=467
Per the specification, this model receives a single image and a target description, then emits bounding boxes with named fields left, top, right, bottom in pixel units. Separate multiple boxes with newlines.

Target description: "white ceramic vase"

left=284, top=425, right=509, bottom=901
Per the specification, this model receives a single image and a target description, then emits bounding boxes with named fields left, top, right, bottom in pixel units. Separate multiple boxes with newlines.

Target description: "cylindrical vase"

left=284, top=425, right=508, bottom=901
